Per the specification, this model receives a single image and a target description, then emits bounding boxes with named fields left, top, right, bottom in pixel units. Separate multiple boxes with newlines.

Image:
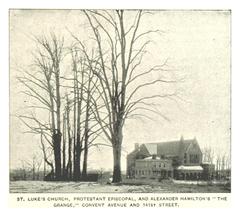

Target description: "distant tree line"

left=202, top=146, right=231, bottom=180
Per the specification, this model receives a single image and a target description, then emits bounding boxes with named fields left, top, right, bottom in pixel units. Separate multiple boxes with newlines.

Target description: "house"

left=134, top=155, right=173, bottom=179
left=127, top=136, right=205, bottom=180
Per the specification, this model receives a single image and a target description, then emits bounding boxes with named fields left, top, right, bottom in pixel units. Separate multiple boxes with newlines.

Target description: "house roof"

left=142, top=139, right=197, bottom=157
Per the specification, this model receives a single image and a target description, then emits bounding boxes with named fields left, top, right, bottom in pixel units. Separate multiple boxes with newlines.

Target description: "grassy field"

left=10, top=179, right=230, bottom=193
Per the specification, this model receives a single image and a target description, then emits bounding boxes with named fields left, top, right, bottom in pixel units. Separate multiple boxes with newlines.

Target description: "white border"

left=1, top=0, right=239, bottom=215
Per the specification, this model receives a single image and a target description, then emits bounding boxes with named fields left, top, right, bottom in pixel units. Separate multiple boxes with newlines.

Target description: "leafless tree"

left=71, top=10, right=181, bottom=182
left=216, top=153, right=222, bottom=180
left=202, top=146, right=215, bottom=164
left=58, top=47, right=104, bottom=180
left=17, top=33, right=64, bottom=180
left=23, top=154, right=42, bottom=180
left=71, top=48, right=104, bottom=180
left=65, top=95, right=73, bottom=179
left=218, top=152, right=231, bottom=180
left=18, top=160, right=28, bottom=180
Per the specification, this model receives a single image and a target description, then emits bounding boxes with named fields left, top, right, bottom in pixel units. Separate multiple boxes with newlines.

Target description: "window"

left=190, top=155, right=193, bottom=163
left=184, top=153, right=187, bottom=164
left=190, top=154, right=199, bottom=163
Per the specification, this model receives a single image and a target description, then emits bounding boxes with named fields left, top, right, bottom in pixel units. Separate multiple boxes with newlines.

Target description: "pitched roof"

left=142, top=139, right=196, bottom=157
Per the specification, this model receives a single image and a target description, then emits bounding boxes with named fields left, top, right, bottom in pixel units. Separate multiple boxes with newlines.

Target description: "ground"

left=9, top=179, right=230, bottom=193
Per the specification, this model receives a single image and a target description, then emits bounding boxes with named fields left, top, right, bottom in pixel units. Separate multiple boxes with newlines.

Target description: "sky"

left=9, top=10, right=230, bottom=171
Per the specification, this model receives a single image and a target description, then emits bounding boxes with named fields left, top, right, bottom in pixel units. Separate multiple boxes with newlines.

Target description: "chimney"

left=135, top=143, right=139, bottom=150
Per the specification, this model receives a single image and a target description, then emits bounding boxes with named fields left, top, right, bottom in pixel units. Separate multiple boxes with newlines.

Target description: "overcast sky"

left=9, top=10, right=230, bottom=171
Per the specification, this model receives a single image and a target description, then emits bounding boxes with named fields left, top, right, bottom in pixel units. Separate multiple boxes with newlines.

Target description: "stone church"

left=126, top=136, right=209, bottom=180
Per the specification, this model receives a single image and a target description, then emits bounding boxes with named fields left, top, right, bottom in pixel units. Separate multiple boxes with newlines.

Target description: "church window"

left=184, top=153, right=187, bottom=163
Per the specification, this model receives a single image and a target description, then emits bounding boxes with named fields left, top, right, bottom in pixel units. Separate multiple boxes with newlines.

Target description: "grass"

left=121, top=178, right=230, bottom=193
left=9, top=179, right=231, bottom=193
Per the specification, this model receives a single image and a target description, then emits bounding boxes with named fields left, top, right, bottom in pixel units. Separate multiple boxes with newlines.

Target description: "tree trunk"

left=43, top=160, right=46, bottom=178
left=67, top=136, right=72, bottom=180
left=53, top=131, right=62, bottom=180
left=66, top=99, right=72, bottom=180
left=111, top=106, right=124, bottom=183
left=82, top=89, right=90, bottom=180
left=112, top=126, right=123, bottom=183
left=74, top=137, right=82, bottom=181
left=112, top=145, right=122, bottom=183
left=82, top=133, right=89, bottom=179
left=62, top=113, right=66, bottom=179
left=32, top=164, right=35, bottom=180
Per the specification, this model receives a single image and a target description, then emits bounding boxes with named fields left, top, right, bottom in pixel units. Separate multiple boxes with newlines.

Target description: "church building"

left=126, top=136, right=206, bottom=180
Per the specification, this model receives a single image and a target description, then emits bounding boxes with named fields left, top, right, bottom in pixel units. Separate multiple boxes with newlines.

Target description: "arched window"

left=184, top=153, right=187, bottom=164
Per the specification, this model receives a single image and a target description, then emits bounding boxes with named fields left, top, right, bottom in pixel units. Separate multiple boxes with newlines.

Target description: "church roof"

left=141, top=138, right=197, bottom=157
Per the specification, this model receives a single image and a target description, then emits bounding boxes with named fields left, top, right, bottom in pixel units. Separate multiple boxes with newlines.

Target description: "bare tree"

left=72, top=10, right=180, bottom=182
left=62, top=111, right=67, bottom=178
left=202, top=146, right=215, bottom=164
left=40, top=131, right=54, bottom=178
left=23, top=154, right=42, bottom=180
left=216, top=153, right=221, bottom=180
left=18, top=160, right=28, bottom=180
left=17, top=33, right=64, bottom=180
left=58, top=46, right=104, bottom=181
left=219, top=152, right=231, bottom=180
left=72, top=50, right=85, bottom=180
left=65, top=95, right=73, bottom=179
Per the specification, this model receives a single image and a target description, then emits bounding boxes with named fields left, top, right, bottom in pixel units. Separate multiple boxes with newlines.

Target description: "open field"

left=10, top=180, right=230, bottom=193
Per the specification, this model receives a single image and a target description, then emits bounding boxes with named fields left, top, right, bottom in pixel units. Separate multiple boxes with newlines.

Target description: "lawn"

left=9, top=179, right=230, bottom=193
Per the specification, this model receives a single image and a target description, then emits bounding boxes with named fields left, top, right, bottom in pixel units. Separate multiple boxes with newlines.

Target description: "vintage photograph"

left=9, top=9, right=231, bottom=194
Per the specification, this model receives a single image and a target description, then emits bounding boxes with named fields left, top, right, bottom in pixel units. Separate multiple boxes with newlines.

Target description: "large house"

left=126, top=136, right=210, bottom=180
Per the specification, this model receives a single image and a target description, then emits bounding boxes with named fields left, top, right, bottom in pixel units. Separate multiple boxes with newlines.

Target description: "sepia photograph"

left=9, top=9, right=231, bottom=195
